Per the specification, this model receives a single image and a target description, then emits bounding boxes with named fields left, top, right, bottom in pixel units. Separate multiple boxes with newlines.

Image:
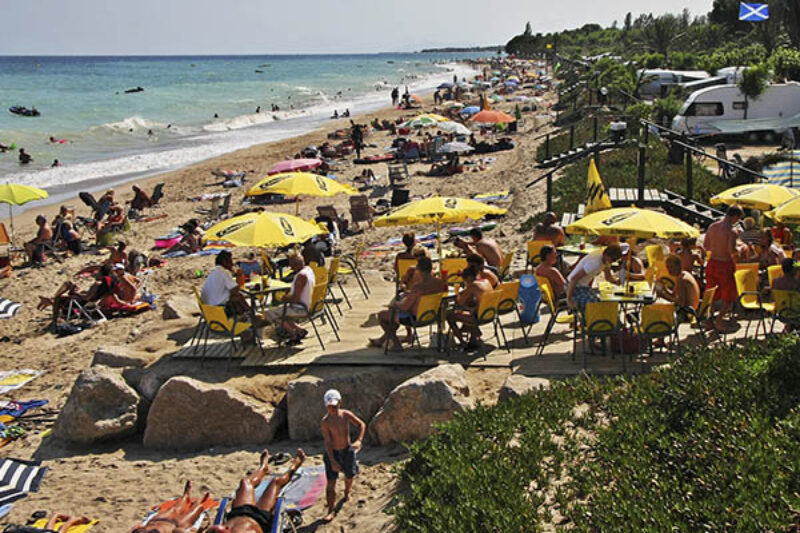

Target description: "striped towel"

left=0, top=458, right=47, bottom=507
left=0, top=298, right=20, bottom=320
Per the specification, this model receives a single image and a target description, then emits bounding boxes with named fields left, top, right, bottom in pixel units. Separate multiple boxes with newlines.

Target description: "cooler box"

left=518, top=274, right=542, bottom=325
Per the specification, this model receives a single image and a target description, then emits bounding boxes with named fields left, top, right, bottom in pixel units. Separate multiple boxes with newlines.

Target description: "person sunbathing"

left=43, top=264, right=118, bottom=326
left=209, top=449, right=306, bottom=533
left=5, top=514, right=91, bottom=533
left=112, top=263, right=143, bottom=302
left=130, top=184, right=153, bottom=212
left=129, top=481, right=211, bottom=533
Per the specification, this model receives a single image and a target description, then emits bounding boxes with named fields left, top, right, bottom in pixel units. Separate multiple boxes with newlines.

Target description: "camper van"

left=638, top=69, right=710, bottom=99
left=672, top=82, right=800, bottom=137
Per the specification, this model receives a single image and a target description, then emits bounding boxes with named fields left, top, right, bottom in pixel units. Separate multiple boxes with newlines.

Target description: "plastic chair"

left=636, top=303, right=679, bottom=368
left=772, top=289, right=800, bottom=332
left=645, top=260, right=677, bottom=292
left=679, top=285, right=717, bottom=347
left=498, top=251, right=514, bottom=280
left=309, top=263, right=340, bottom=327
left=338, top=242, right=370, bottom=298
left=395, top=258, right=417, bottom=295
left=441, top=257, right=468, bottom=286
left=386, top=292, right=445, bottom=354
left=767, top=264, right=783, bottom=288
left=526, top=240, right=550, bottom=270
left=495, top=280, right=530, bottom=349
left=447, top=289, right=506, bottom=355
left=578, top=301, right=622, bottom=370
left=734, top=268, right=774, bottom=338
left=191, top=287, right=263, bottom=365
left=327, top=256, right=352, bottom=311
left=645, top=244, right=665, bottom=267
left=535, top=277, right=574, bottom=356
left=281, top=282, right=340, bottom=350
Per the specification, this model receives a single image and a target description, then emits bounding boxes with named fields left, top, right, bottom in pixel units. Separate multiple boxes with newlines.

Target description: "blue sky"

left=1, top=0, right=714, bottom=55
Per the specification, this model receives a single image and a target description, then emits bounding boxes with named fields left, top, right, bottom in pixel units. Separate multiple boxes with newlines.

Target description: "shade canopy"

left=469, top=110, right=515, bottom=124
left=374, top=196, right=506, bottom=227
left=437, top=121, right=471, bottom=135
left=246, top=172, right=356, bottom=198
left=438, top=142, right=474, bottom=154
left=710, top=183, right=799, bottom=211
left=267, top=158, right=322, bottom=175
left=0, top=184, right=48, bottom=206
left=399, top=114, right=449, bottom=129
left=765, top=196, right=800, bottom=224
left=566, top=207, right=699, bottom=239
left=204, top=211, right=323, bottom=248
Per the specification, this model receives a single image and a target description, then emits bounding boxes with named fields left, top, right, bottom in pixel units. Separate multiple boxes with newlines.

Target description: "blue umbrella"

left=461, top=106, right=480, bottom=116
left=437, top=82, right=454, bottom=89
left=504, top=80, right=519, bottom=86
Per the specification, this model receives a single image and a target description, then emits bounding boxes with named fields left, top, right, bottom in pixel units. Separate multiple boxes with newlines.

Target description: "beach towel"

left=472, top=190, right=511, bottom=203
left=161, top=248, right=223, bottom=259
left=0, top=458, right=48, bottom=507
left=154, top=235, right=183, bottom=249
left=142, top=495, right=218, bottom=532
left=253, top=466, right=326, bottom=511
left=30, top=518, right=98, bottom=532
left=0, top=371, right=43, bottom=395
left=0, top=298, right=21, bottom=320
left=0, top=400, right=49, bottom=448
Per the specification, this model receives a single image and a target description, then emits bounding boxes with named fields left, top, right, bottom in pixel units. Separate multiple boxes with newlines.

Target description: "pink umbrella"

left=267, top=158, right=322, bottom=175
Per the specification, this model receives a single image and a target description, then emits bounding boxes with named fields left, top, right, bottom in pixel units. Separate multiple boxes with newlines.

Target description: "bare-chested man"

left=24, top=214, right=53, bottom=264
left=533, top=212, right=566, bottom=247
left=657, top=254, right=700, bottom=323
left=704, top=205, right=742, bottom=330
left=447, top=264, right=493, bottom=350
left=370, top=256, right=447, bottom=351
left=320, top=389, right=366, bottom=523
left=455, top=228, right=503, bottom=268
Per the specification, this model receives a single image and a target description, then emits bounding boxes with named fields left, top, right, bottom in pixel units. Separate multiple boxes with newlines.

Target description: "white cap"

left=323, top=389, right=341, bottom=406
left=113, top=263, right=126, bottom=270
left=620, top=243, right=630, bottom=255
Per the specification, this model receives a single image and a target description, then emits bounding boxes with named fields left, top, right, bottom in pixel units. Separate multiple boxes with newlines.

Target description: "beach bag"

left=55, top=323, right=83, bottom=337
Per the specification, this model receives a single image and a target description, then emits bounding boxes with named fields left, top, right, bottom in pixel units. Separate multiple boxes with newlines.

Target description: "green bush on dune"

left=392, top=335, right=800, bottom=532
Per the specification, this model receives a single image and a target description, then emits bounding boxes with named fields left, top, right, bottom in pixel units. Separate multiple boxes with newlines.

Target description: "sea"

left=0, top=53, right=480, bottom=207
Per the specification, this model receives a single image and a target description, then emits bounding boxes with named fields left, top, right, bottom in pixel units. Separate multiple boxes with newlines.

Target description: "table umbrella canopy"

left=267, top=158, right=322, bottom=175
left=0, top=184, right=48, bottom=206
left=400, top=114, right=449, bottom=129
left=204, top=211, right=324, bottom=248
left=469, top=110, right=515, bottom=124
left=245, top=172, right=356, bottom=198
left=374, top=196, right=506, bottom=227
left=438, top=142, right=474, bottom=154
left=437, top=121, right=471, bottom=135
left=566, top=207, right=699, bottom=239
left=765, top=195, right=800, bottom=224
left=461, top=106, right=480, bottom=116
left=710, top=183, right=799, bottom=211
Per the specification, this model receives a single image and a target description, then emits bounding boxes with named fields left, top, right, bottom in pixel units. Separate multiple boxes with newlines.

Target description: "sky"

left=1, top=0, right=715, bottom=55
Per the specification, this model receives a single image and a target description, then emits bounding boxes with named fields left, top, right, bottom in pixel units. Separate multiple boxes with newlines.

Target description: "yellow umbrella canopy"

left=204, top=211, right=323, bottom=248
left=710, top=183, right=799, bottom=211
left=374, top=196, right=507, bottom=227
left=566, top=207, right=699, bottom=239
left=246, top=172, right=356, bottom=198
left=765, top=195, right=800, bottom=224
left=0, top=184, right=49, bottom=240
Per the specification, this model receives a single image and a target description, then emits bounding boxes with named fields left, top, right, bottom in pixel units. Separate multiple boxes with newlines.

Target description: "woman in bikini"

left=129, top=481, right=211, bottom=533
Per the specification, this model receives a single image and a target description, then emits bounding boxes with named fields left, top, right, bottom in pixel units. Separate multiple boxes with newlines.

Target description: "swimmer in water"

left=52, top=159, right=61, bottom=167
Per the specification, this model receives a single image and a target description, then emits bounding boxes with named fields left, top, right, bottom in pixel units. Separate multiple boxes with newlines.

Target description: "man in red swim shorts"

left=704, top=205, right=742, bottom=330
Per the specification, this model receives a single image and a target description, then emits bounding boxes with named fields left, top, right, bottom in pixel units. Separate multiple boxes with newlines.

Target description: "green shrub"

left=770, top=46, right=800, bottom=82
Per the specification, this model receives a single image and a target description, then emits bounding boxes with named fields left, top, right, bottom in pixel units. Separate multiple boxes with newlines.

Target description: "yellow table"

left=242, top=277, right=292, bottom=317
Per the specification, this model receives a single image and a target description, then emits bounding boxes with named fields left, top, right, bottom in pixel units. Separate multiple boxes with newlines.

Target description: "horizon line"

left=0, top=49, right=500, bottom=58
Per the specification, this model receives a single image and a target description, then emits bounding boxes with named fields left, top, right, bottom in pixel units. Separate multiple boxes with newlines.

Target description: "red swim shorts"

left=705, top=259, right=737, bottom=304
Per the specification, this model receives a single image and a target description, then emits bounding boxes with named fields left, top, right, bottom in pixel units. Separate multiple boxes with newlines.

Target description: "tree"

left=770, top=47, right=800, bottom=81
left=638, top=14, right=688, bottom=60
left=505, top=24, right=543, bottom=57
left=738, top=63, right=771, bottom=119
left=708, top=0, right=750, bottom=33
left=773, top=0, right=800, bottom=47
left=524, top=21, right=532, bottom=36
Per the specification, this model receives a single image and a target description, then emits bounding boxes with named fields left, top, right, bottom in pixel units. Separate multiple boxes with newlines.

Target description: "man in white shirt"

left=264, top=253, right=316, bottom=345
left=201, top=250, right=258, bottom=323
left=566, top=243, right=623, bottom=313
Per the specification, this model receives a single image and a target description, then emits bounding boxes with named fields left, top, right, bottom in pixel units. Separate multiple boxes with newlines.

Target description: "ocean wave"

left=202, top=112, right=277, bottom=132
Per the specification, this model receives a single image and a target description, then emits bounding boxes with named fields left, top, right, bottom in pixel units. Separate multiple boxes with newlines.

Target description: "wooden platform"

left=608, top=187, right=664, bottom=206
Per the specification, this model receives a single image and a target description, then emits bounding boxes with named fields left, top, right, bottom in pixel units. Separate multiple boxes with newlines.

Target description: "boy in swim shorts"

left=320, top=389, right=366, bottom=523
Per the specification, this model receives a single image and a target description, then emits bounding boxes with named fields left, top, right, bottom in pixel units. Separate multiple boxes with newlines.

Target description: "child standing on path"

left=320, top=389, right=366, bottom=523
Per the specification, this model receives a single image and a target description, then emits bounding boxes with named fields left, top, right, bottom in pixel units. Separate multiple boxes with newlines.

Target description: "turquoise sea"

left=0, top=53, right=479, bottom=197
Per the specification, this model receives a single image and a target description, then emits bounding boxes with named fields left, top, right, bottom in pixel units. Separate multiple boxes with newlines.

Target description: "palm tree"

left=773, top=0, right=800, bottom=48
left=638, top=14, right=688, bottom=61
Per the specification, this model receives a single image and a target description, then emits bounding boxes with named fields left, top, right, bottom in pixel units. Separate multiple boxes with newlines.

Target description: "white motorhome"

left=673, top=82, right=800, bottom=136
left=638, top=69, right=710, bottom=99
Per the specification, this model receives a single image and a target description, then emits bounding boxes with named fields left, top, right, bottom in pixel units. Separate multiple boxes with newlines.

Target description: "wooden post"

left=593, top=116, right=599, bottom=142
left=545, top=134, right=551, bottom=159
left=588, top=81, right=593, bottom=106
left=569, top=125, right=575, bottom=150
left=638, top=143, right=646, bottom=204
left=685, top=147, right=694, bottom=200
left=546, top=173, right=553, bottom=212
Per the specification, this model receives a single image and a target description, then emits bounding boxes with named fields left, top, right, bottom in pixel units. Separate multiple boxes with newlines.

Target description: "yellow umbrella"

left=374, top=196, right=507, bottom=257
left=710, top=183, right=799, bottom=211
left=0, top=184, right=49, bottom=241
left=764, top=195, right=800, bottom=224
left=203, top=211, right=323, bottom=248
left=566, top=207, right=699, bottom=239
left=245, top=172, right=356, bottom=215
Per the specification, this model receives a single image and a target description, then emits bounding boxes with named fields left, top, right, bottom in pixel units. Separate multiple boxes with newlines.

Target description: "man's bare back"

left=475, top=238, right=502, bottom=267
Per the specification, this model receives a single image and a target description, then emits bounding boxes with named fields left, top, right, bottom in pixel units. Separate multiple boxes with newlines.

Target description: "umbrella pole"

left=8, top=205, right=14, bottom=245
left=437, top=220, right=442, bottom=265
left=295, top=197, right=300, bottom=216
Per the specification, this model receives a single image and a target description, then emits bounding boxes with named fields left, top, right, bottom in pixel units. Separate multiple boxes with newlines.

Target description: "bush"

left=770, top=47, right=800, bottom=82
left=392, top=336, right=800, bottom=532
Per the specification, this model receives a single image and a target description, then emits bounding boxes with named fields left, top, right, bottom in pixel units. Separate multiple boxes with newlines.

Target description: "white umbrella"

left=438, top=121, right=471, bottom=135
left=439, top=142, right=474, bottom=154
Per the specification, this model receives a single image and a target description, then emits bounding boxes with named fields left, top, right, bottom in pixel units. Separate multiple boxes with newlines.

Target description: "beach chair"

left=526, top=240, right=550, bottom=270
left=496, top=280, right=530, bottom=349
left=387, top=292, right=445, bottom=354
left=767, top=264, right=783, bottom=287
left=349, top=195, right=374, bottom=229
left=772, top=289, right=800, bottom=332
left=278, top=283, right=339, bottom=350
left=441, top=257, right=468, bottom=286
left=395, top=258, right=417, bottom=296
left=679, top=285, right=717, bottom=347
left=387, top=160, right=409, bottom=188
left=64, top=297, right=107, bottom=326
left=447, top=289, right=506, bottom=356
left=635, top=303, right=679, bottom=369
left=734, top=269, right=774, bottom=338
left=338, top=243, right=370, bottom=298
left=191, top=288, right=264, bottom=365
left=309, top=263, right=340, bottom=327
left=428, top=137, right=445, bottom=163
left=498, top=251, right=514, bottom=280
left=326, top=256, right=351, bottom=310
left=390, top=188, right=410, bottom=207
left=535, top=277, right=574, bottom=356
left=316, top=205, right=347, bottom=236
left=645, top=244, right=665, bottom=267
left=578, top=301, right=623, bottom=370
left=143, top=182, right=167, bottom=218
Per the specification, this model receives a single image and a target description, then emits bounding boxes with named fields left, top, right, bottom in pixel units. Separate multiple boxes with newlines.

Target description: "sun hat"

left=323, top=389, right=341, bottom=406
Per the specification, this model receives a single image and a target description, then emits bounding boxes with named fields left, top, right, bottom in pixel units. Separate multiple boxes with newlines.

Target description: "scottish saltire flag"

left=739, top=2, right=769, bottom=21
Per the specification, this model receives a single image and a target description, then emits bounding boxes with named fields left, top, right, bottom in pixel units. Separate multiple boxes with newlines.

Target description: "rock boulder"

left=498, top=375, right=551, bottom=402
left=143, top=377, right=282, bottom=451
left=53, top=366, right=140, bottom=444
left=369, top=364, right=472, bottom=446
left=92, top=346, right=149, bottom=368
left=161, top=294, right=198, bottom=320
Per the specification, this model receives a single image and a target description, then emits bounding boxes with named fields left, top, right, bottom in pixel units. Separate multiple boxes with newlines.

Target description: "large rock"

left=143, top=377, right=282, bottom=451
left=161, top=294, right=199, bottom=320
left=92, top=346, right=149, bottom=368
left=499, top=375, right=551, bottom=402
left=53, top=366, right=140, bottom=444
left=369, top=364, right=473, bottom=446
left=287, top=370, right=410, bottom=441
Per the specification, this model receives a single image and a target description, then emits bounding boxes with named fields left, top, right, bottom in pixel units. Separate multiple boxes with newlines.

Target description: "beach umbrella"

left=444, top=101, right=464, bottom=109
left=374, top=196, right=506, bottom=258
left=246, top=172, right=356, bottom=215
left=400, top=114, right=445, bottom=129
left=566, top=207, right=699, bottom=239
left=0, top=183, right=48, bottom=241
left=765, top=195, right=800, bottom=224
left=469, top=110, right=516, bottom=124
left=204, top=211, right=324, bottom=248
left=438, top=142, right=474, bottom=154
left=504, top=80, right=519, bottom=87
left=267, top=158, right=322, bottom=175
left=710, top=183, right=799, bottom=211
left=461, top=106, right=480, bottom=116
left=437, top=121, right=471, bottom=135
left=437, top=82, right=454, bottom=89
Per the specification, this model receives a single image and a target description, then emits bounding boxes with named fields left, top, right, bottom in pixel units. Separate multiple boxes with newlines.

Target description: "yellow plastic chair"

left=646, top=260, right=677, bottom=292
left=734, top=268, right=774, bottom=338
left=441, top=257, right=468, bottom=286
left=645, top=244, right=665, bottom=267
left=498, top=251, right=514, bottom=280
left=579, top=301, right=622, bottom=370
left=448, top=289, right=507, bottom=355
left=496, top=280, right=530, bottom=349
left=772, top=289, right=800, bottom=332
left=327, top=256, right=352, bottom=310
left=680, top=285, right=717, bottom=347
left=280, top=282, right=340, bottom=349
left=338, top=242, right=370, bottom=298
left=387, top=292, right=446, bottom=354
left=535, top=278, right=575, bottom=356
left=191, top=287, right=263, bottom=364
left=637, top=303, right=679, bottom=365
left=526, top=240, right=550, bottom=270
left=735, top=262, right=759, bottom=277
left=395, top=258, right=417, bottom=294
left=767, top=264, right=783, bottom=288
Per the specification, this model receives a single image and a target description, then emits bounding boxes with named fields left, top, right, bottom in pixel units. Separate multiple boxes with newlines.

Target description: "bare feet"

left=323, top=511, right=335, bottom=523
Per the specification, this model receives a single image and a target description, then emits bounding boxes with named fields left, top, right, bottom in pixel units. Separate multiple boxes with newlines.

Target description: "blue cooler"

left=518, top=274, right=542, bottom=325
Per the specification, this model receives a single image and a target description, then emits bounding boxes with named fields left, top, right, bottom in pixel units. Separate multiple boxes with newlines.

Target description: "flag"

left=739, top=2, right=768, bottom=21
left=585, top=158, right=612, bottom=215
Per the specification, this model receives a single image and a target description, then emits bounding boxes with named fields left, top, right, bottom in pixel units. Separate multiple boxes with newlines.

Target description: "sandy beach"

left=0, top=87, right=558, bottom=531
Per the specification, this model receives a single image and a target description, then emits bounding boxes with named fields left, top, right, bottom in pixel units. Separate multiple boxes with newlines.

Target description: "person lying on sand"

left=129, top=481, right=211, bottom=533
left=209, top=449, right=306, bottom=533
left=5, top=514, right=91, bottom=533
